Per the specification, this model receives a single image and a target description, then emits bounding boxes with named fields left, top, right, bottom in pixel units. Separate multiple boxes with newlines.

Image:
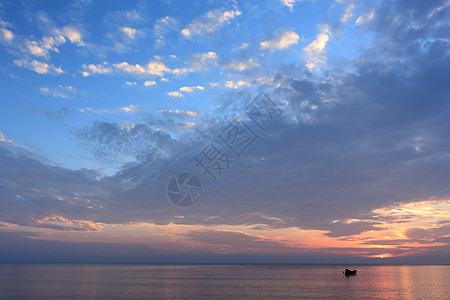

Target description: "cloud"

left=154, top=16, right=178, bottom=46
left=144, top=80, right=157, bottom=87
left=14, top=59, right=63, bottom=74
left=26, top=40, right=49, bottom=56
left=2, top=21, right=84, bottom=60
left=260, top=29, right=300, bottom=50
left=82, top=53, right=215, bottom=78
left=146, top=60, right=170, bottom=76
left=189, top=51, right=218, bottom=71
left=167, top=91, right=184, bottom=98
left=356, top=10, right=375, bottom=24
left=74, top=121, right=175, bottom=161
left=81, top=62, right=113, bottom=76
left=340, top=4, right=355, bottom=23
left=120, top=27, right=137, bottom=39
left=40, top=85, right=76, bottom=99
left=158, top=110, right=199, bottom=117
left=235, top=42, right=249, bottom=50
left=37, top=215, right=103, bottom=232
left=114, top=62, right=146, bottom=75
left=80, top=105, right=140, bottom=115
left=0, top=143, right=105, bottom=230
left=224, top=80, right=251, bottom=89
left=181, top=9, right=241, bottom=37
left=33, top=107, right=70, bottom=123
left=82, top=60, right=170, bottom=77
left=29, top=26, right=84, bottom=56
left=80, top=107, right=115, bottom=114
left=226, top=58, right=258, bottom=71
left=280, top=0, right=302, bottom=11
left=62, top=26, right=84, bottom=46
left=119, top=105, right=139, bottom=113
left=325, top=221, right=384, bottom=237
left=303, top=30, right=330, bottom=69
left=171, top=68, right=191, bottom=76
left=1, top=0, right=450, bottom=263
left=0, top=28, right=14, bottom=41
left=179, top=86, right=204, bottom=93
left=124, top=81, right=136, bottom=86
left=0, top=130, right=13, bottom=143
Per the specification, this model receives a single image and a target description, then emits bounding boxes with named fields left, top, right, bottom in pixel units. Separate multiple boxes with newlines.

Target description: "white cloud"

left=179, top=86, right=204, bottom=93
left=114, top=62, right=146, bottom=75
left=125, top=10, right=142, bottom=20
left=120, top=27, right=137, bottom=39
left=167, top=91, right=184, bottom=98
left=226, top=58, right=258, bottom=71
left=260, top=30, right=300, bottom=50
left=14, top=59, right=63, bottom=75
left=171, top=68, right=191, bottom=76
left=303, top=31, right=330, bottom=69
left=26, top=40, right=49, bottom=56
left=181, top=9, right=241, bottom=37
left=428, top=0, right=450, bottom=18
left=225, top=80, right=250, bottom=89
left=81, top=105, right=140, bottom=114
left=119, top=105, right=139, bottom=113
left=125, top=81, right=136, bottom=86
left=80, top=107, right=114, bottom=114
left=253, top=76, right=281, bottom=88
left=19, top=26, right=83, bottom=58
left=182, top=123, right=196, bottom=128
left=340, top=4, right=355, bottom=23
left=144, top=80, right=157, bottom=87
left=40, top=85, right=75, bottom=98
left=62, top=26, right=84, bottom=46
left=0, top=28, right=14, bottom=41
left=0, top=130, right=13, bottom=143
left=356, top=10, right=375, bottom=24
left=235, top=42, right=249, bottom=50
left=82, top=60, right=170, bottom=77
left=281, top=0, right=302, bottom=11
left=146, top=60, right=170, bottom=76
left=82, top=63, right=113, bottom=76
left=158, top=110, right=199, bottom=117
left=154, top=16, right=178, bottom=46
left=42, top=34, right=65, bottom=52
left=189, top=51, right=218, bottom=71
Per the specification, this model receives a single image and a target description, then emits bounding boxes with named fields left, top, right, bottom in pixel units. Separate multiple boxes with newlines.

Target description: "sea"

left=0, top=264, right=449, bottom=299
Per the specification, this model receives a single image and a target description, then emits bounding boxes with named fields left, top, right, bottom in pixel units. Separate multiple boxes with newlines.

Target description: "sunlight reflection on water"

left=0, top=264, right=449, bottom=299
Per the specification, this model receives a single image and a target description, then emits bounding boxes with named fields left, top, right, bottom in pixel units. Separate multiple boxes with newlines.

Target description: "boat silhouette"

left=344, top=269, right=357, bottom=276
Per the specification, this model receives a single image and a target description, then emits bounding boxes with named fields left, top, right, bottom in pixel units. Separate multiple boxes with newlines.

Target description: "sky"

left=0, top=0, right=449, bottom=263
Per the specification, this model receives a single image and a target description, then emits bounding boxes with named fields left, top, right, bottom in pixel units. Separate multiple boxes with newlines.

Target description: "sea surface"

left=0, top=264, right=449, bottom=299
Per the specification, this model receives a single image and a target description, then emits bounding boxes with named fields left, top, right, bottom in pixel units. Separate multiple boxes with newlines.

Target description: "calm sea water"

left=0, top=264, right=449, bottom=299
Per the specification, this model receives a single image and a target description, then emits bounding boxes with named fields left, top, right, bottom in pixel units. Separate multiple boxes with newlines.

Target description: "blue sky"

left=0, top=0, right=375, bottom=173
left=1, top=0, right=450, bottom=263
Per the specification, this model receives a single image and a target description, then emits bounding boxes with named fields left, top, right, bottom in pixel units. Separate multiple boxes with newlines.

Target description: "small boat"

left=344, top=269, right=357, bottom=276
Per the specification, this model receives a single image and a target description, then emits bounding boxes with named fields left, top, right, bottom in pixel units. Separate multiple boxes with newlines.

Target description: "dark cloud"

left=32, top=107, right=70, bottom=123
left=0, top=144, right=104, bottom=229
left=324, top=221, right=385, bottom=238
left=74, top=121, right=177, bottom=161
left=405, top=225, right=450, bottom=242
